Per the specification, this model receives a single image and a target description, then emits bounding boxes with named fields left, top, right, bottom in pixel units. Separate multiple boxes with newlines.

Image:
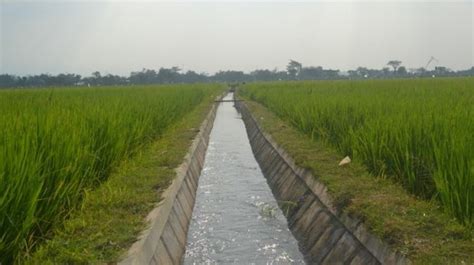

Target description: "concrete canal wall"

left=236, top=101, right=409, bottom=265
left=119, top=98, right=219, bottom=265
left=119, top=92, right=408, bottom=265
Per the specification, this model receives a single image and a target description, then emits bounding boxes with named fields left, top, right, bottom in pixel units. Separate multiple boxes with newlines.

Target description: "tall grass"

left=242, top=78, right=474, bottom=226
left=0, top=84, right=221, bottom=263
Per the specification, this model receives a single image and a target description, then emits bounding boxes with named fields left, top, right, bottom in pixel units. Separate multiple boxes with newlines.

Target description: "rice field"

left=0, top=84, right=221, bottom=263
left=241, top=78, right=474, bottom=226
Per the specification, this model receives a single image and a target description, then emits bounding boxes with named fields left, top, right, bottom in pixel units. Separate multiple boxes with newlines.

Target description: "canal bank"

left=120, top=93, right=304, bottom=264
left=119, top=93, right=221, bottom=265
left=236, top=100, right=407, bottom=265
left=121, top=91, right=409, bottom=264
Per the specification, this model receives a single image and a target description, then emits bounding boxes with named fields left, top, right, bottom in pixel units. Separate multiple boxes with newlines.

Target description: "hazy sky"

left=1, top=1, right=473, bottom=76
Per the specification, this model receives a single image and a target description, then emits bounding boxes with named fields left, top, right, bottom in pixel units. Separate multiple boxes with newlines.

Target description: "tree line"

left=1, top=60, right=473, bottom=88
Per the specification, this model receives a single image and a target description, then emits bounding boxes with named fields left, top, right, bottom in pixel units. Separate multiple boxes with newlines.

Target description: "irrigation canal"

left=183, top=93, right=305, bottom=264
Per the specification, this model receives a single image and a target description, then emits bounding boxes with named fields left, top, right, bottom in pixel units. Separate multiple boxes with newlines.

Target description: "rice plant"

left=241, top=78, right=474, bottom=226
left=0, top=84, right=221, bottom=263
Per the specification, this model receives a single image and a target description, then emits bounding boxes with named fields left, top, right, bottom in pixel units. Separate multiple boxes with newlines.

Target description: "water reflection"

left=183, top=93, right=304, bottom=264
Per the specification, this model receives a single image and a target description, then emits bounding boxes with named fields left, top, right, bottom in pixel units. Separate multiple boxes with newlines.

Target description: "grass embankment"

left=242, top=78, right=473, bottom=226
left=0, top=84, right=223, bottom=264
left=239, top=79, right=474, bottom=264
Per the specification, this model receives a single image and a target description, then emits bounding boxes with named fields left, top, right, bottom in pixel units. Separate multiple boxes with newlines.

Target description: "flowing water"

left=183, top=93, right=304, bottom=264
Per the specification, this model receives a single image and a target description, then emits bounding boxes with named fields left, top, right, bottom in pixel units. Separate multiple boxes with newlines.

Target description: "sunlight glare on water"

left=183, top=93, right=305, bottom=264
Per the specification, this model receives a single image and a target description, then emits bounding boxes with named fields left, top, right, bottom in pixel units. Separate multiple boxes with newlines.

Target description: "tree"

left=251, top=69, right=276, bottom=81
left=129, top=69, right=158, bottom=84
left=182, top=70, right=207, bottom=83
left=299, top=66, right=323, bottom=80
left=100, top=74, right=127, bottom=85
left=1, top=63, right=473, bottom=88
left=157, top=67, right=181, bottom=83
left=299, top=66, right=340, bottom=80
left=356, top=67, right=370, bottom=78
left=92, top=71, right=101, bottom=79
left=212, top=70, right=250, bottom=82
left=434, top=66, right=450, bottom=76
left=397, top=66, right=407, bottom=75
left=387, top=60, right=402, bottom=72
left=412, top=67, right=426, bottom=75
left=457, top=67, right=474, bottom=76
left=287, top=60, right=302, bottom=80
left=0, top=74, right=18, bottom=88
